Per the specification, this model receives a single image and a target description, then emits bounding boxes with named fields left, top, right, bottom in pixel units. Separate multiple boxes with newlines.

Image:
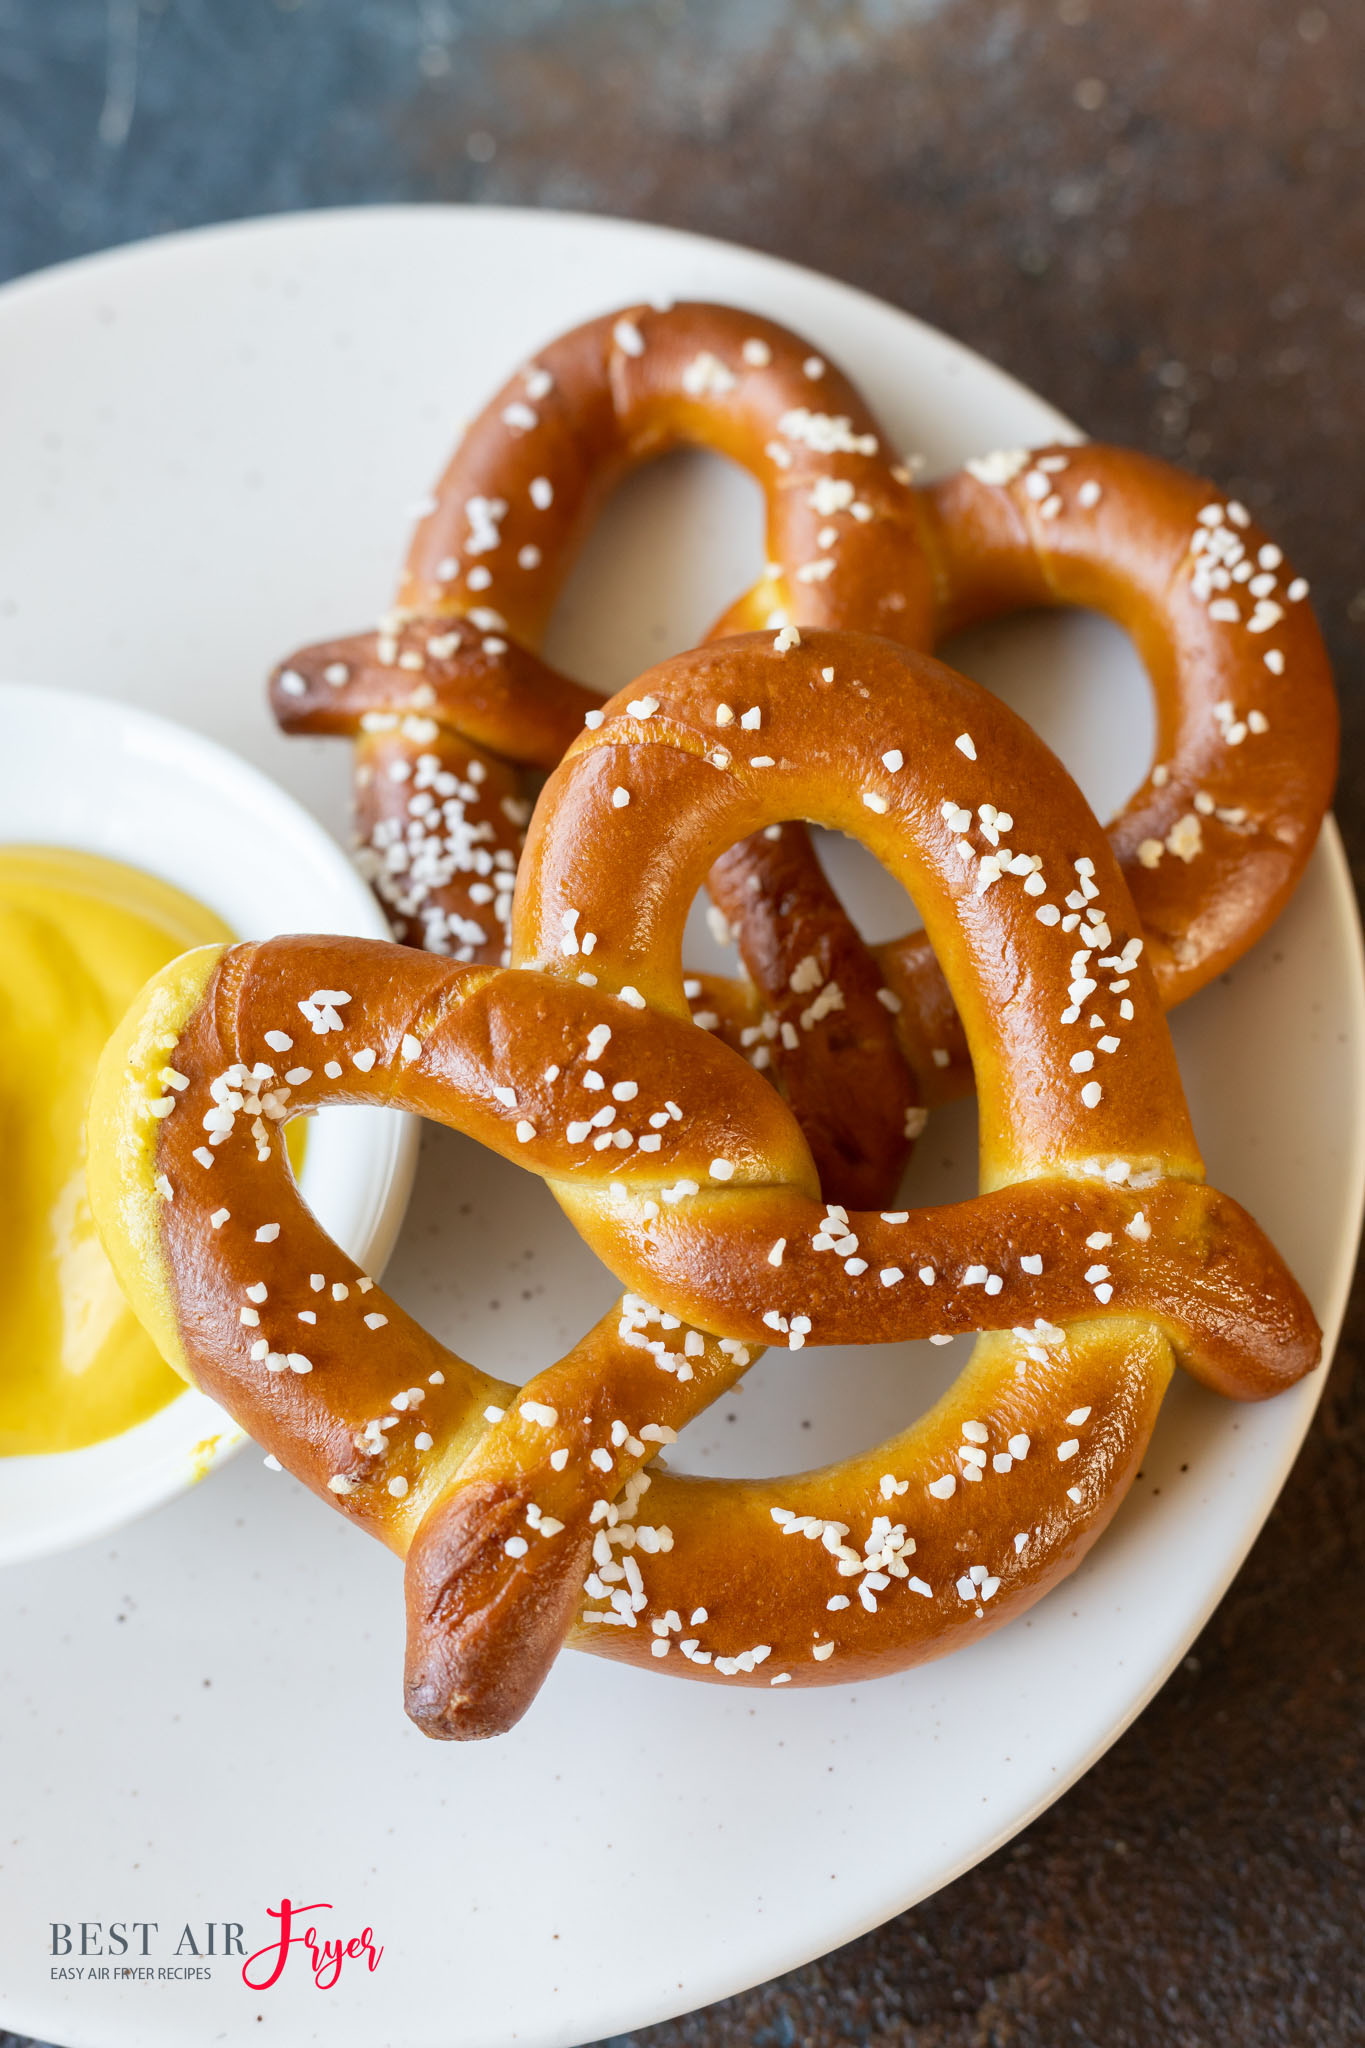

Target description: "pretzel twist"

left=271, top=302, right=925, bottom=1205
left=94, top=633, right=1318, bottom=1738
left=270, top=301, right=1336, bottom=1198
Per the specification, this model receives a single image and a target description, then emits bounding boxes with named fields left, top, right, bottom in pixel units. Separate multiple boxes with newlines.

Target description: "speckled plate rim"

left=0, top=679, right=419, bottom=1567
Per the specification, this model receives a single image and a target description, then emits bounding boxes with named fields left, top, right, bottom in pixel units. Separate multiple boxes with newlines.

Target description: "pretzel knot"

left=268, top=300, right=1336, bottom=1212
left=269, top=301, right=925, bottom=1207
left=93, top=632, right=1318, bottom=1741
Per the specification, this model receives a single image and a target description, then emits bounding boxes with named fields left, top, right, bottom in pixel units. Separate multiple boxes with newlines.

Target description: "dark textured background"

left=1, top=3, right=1362, bottom=2044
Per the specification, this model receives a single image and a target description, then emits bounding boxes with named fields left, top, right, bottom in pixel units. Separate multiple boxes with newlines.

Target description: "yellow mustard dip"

left=0, top=846, right=233, bottom=1456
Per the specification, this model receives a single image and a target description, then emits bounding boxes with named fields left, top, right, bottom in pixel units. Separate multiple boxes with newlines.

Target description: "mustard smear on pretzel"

left=0, top=848, right=229, bottom=1455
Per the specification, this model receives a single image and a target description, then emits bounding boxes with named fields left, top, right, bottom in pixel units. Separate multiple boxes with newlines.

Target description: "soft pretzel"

left=269, top=299, right=1336, bottom=1185
left=270, top=301, right=921, bottom=1206
left=836, top=449, right=1339, bottom=1099
left=94, top=631, right=1318, bottom=1739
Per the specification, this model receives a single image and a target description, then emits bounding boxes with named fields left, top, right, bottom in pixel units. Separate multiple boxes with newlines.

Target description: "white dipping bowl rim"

left=0, top=680, right=418, bottom=1565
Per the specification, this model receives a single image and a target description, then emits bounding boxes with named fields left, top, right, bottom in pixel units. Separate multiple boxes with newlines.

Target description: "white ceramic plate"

left=0, top=209, right=1358, bottom=2048
left=0, top=682, right=418, bottom=1566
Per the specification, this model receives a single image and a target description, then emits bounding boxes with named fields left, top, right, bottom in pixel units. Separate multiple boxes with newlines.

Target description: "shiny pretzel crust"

left=270, top=300, right=1336, bottom=1190
left=95, top=634, right=1319, bottom=1736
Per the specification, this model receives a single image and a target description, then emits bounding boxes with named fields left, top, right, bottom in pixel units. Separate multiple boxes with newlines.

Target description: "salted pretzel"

left=270, top=301, right=1336, bottom=1196
left=269, top=303, right=922, bottom=1206
left=94, top=632, right=1318, bottom=1740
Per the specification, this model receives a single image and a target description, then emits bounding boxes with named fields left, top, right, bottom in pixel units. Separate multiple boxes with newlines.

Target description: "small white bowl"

left=0, top=681, right=418, bottom=1564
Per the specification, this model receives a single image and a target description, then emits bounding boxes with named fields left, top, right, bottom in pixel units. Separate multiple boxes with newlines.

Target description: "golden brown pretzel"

left=270, top=301, right=921, bottom=1206
left=94, top=632, right=1318, bottom=1739
left=847, top=451, right=1339, bottom=1099
left=269, top=300, right=1336, bottom=1177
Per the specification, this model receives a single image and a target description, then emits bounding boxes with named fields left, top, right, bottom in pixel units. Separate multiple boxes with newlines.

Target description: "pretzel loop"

left=93, top=633, right=1318, bottom=1738
left=271, top=302, right=927, bottom=1204
left=272, top=303, right=1335, bottom=1194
